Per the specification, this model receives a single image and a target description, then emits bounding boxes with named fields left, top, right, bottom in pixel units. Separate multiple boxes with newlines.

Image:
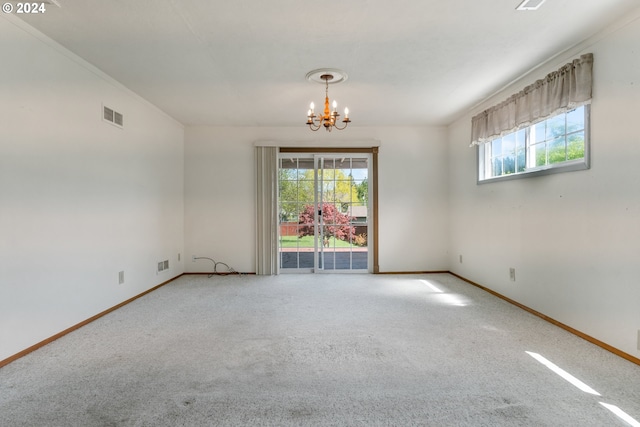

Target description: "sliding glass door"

left=278, top=154, right=371, bottom=273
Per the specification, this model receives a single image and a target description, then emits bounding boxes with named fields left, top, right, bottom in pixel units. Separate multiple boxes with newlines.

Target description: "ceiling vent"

left=103, top=105, right=124, bottom=128
left=516, top=0, right=546, bottom=10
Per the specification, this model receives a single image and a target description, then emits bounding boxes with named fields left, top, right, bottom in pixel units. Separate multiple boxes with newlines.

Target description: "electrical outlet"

left=459, top=255, right=463, bottom=263
left=192, top=255, right=196, bottom=262
left=118, top=271, right=124, bottom=285
left=509, top=268, right=516, bottom=281
left=637, top=330, right=640, bottom=351
left=178, top=253, right=181, bottom=262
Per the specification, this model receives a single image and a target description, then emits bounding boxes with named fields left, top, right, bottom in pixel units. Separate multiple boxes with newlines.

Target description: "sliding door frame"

left=280, top=147, right=379, bottom=273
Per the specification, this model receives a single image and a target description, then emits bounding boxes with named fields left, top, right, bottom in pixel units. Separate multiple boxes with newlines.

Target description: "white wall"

left=0, top=16, right=185, bottom=361
left=447, top=10, right=640, bottom=357
left=184, top=126, right=449, bottom=274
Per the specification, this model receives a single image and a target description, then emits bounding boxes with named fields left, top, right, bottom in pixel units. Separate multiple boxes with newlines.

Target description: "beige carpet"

left=1, top=273, right=639, bottom=426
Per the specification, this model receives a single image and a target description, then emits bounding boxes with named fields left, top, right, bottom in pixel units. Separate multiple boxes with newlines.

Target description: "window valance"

left=470, top=53, right=593, bottom=146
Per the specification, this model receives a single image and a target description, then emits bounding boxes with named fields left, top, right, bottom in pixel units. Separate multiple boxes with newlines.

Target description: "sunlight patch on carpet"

left=599, top=402, right=640, bottom=427
left=526, top=351, right=600, bottom=395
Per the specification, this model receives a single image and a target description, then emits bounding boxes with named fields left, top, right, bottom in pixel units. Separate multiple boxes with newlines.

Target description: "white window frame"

left=477, top=105, right=590, bottom=184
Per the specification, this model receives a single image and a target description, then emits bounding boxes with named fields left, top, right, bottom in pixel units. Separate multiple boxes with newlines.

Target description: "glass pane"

left=325, top=158, right=335, bottom=169
left=297, top=224, right=315, bottom=268
left=515, top=129, right=526, bottom=151
left=533, top=143, right=547, bottom=167
left=353, top=225, right=368, bottom=248
left=516, top=149, right=526, bottom=172
left=279, top=201, right=297, bottom=222
left=351, top=159, right=368, bottom=207
left=351, top=158, right=368, bottom=174
left=478, top=144, right=486, bottom=180
left=299, top=167, right=314, bottom=183
left=546, top=115, right=565, bottom=140
left=298, top=179, right=314, bottom=202
left=567, top=106, right=585, bottom=133
left=491, top=138, right=502, bottom=156
left=502, top=132, right=516, bottom=155
left=321, top=180, right=336, bottom=201
left=504, top=154, right=516, bottom=175
left=335, top=179, right=355, bottom=204
left=297, top=158, right=314, bottom=172
left=353, top=179, right=368, bottom=206
left=567, top=131, right=585, bottom=160
left=533, top=122, right=546, bottom=143
left=279, top=159, right=298, bottom=179
left=492, top=156, right=503, bottom=177
left=335, top=157, right=350, bottom=168
left=336, top=157, right=352, bottom=180
left=295, top=203, right=315, bottom=234
left=548, top=136, right=566, bottom=164
left=278, top=179, right=297, bottom=203
left=348, top=204, right=367, bottom=227
left=279, top=220, right=298, bottom=242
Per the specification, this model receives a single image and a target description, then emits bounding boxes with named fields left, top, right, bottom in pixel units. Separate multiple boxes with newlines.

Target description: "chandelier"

left=305, top=69, right=351, bottom=132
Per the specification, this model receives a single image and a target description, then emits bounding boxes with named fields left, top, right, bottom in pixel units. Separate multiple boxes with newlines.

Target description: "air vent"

left=103, top=106, right=114, bottom=122
left=516, top=0, right=546, bottom=10
left=114, top=111, right=124, bottom=126
left=103, top=105, right=124, bottom=128
left=157, top=259, right=170, bottom=273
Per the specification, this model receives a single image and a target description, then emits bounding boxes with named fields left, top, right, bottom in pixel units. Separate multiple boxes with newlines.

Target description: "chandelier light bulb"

left=344, top=107, right=349, bottom=118
left=309, top=102, right=315, bottom=113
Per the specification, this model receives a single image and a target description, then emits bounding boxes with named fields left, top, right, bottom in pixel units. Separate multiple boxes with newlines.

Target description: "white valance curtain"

left=470, top=53, right=593, bottom=146
left=255, top=146, right=278, bottom=275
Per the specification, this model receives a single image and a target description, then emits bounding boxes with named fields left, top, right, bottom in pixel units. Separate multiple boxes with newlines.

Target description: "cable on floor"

left=193, top=257, right=239, bottom=277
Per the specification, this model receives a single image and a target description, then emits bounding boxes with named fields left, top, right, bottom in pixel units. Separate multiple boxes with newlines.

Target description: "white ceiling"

left=17, top=0, right=640, bottom=127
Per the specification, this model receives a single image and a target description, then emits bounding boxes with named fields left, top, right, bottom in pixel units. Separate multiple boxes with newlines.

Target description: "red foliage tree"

left=298, top=203, right=355, bottom=246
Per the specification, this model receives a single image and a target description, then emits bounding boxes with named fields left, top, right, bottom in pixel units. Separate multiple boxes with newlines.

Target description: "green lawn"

left=279, top=235, right=355, bottom=248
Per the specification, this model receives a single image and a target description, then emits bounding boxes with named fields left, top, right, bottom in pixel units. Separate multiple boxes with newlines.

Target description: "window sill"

left=477, top=159, right=590, bottom=184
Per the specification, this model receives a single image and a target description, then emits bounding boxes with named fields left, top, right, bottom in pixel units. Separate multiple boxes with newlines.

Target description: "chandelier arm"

left=333, top=121, right=349, bottom=131
left=308, top=122, right=321, bottom=131
left=307, top=116, right=322, bottom=131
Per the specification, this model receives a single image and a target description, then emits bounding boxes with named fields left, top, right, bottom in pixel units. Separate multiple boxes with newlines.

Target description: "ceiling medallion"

left=305, top=68, right=351, bottom=132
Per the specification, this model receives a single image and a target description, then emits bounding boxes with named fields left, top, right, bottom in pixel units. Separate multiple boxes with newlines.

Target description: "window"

left=478, top=105, right=589, bottom=182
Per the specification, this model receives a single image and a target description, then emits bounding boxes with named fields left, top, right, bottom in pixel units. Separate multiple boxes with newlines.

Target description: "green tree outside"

left=279, top=168, right=360, bottom=221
